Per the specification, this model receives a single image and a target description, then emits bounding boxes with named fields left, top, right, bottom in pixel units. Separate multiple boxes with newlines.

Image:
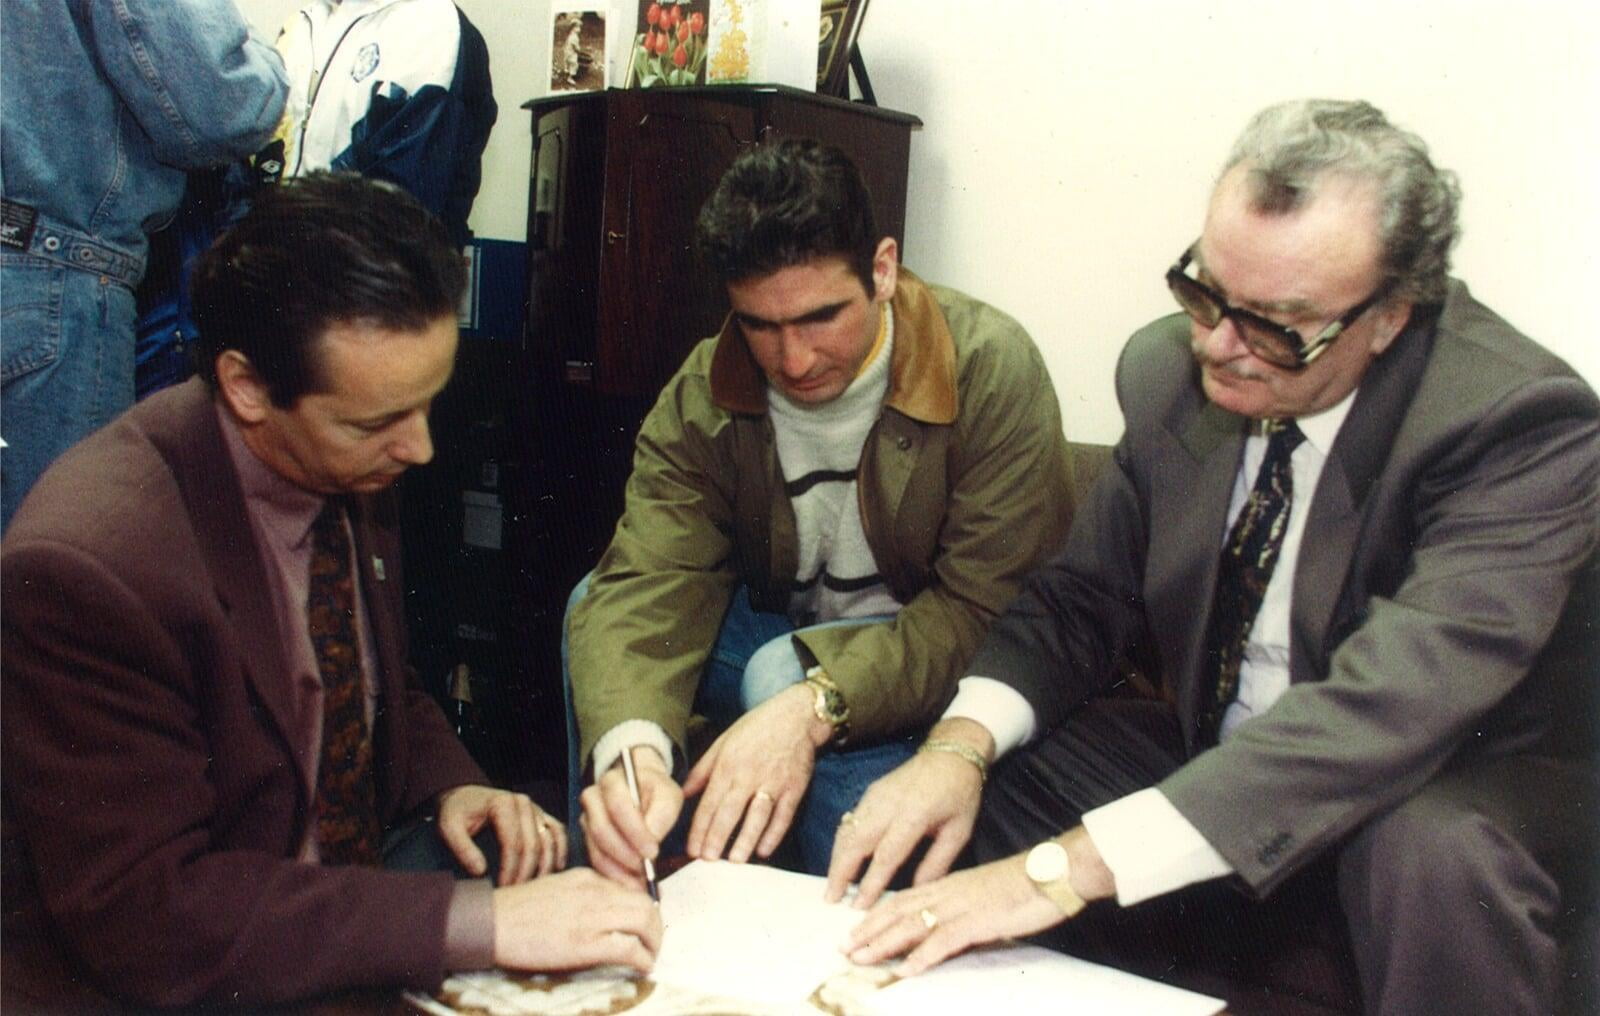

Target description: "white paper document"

left=653, top=859, right=863, bottom=1003
left=656, top=860, right=1221, bottom=1015
left=863, top=941, right=1223, bottom=1015
left=415, top=860, right=1223, bottom=1015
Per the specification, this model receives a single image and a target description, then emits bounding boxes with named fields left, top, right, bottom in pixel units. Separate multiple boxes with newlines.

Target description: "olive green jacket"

left=569, top=271, right=1074, bottom=766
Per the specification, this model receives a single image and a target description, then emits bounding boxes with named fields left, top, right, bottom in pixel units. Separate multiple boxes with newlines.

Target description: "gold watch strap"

left=1035, top=874, right=1087, bottom=918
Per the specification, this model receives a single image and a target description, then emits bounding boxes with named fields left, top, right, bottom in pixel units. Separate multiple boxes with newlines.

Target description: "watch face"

left=810, top=681, right=843, bottom=722
left=1026, top=841, right=1069, bottom=883
left=822, top=687, right=846, bottom=720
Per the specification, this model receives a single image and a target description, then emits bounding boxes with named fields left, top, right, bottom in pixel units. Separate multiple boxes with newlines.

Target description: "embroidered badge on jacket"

left=351, top=43, right=381, bottom=82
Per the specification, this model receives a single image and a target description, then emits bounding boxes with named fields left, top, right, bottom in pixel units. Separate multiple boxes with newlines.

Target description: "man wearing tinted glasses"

left=829, top=99, right=1598, bottom=1015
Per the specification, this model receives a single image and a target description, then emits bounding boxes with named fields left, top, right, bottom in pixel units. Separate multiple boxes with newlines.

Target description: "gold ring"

left=919, top=908, right=938, bottom=931
left=838, top=810, right=857, bottom=828
left=754, top=789, right=775, bottom=805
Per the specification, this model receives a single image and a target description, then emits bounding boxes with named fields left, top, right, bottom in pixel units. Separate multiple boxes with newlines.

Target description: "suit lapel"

left=1290, top=313, right=1435, bottom=682
left=1149, top=401, right=1248, bottom=739
left=349, top=494, right=409, bottom=814
left=155, top=382, right=306, bottom=790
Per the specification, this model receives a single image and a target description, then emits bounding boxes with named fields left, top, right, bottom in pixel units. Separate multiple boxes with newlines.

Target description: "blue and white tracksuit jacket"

left=271, top=0, right=497, bottom=246
left=132, top=0, right=497, bottom=406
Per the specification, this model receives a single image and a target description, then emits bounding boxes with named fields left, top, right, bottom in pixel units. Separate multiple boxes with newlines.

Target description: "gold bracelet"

left=918, top=738, right=988, bottom=784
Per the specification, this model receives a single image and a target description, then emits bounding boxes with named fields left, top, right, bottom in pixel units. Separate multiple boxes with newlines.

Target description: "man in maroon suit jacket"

left=1, top=174, right=661, bottom=1008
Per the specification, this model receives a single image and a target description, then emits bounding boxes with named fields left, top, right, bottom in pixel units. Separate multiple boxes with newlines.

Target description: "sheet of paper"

left=417, top=861, right=1224, bottom=1015
left=653, top=861, right=1221, bottom=1015
left=654, top=859, right=863, bottom=1004
left=862, top=942, right=1224, bottom=1016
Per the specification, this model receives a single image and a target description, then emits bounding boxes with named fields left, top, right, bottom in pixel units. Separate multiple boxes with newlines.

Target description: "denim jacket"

left=1, top=0, right=285, bottom=530
left=0, top=0, right=287, bottom=272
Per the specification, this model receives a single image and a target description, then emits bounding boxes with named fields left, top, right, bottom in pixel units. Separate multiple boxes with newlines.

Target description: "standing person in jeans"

left=0, top=0, right=287, bottom=530
left=568, top=139, right=1076, bottom=880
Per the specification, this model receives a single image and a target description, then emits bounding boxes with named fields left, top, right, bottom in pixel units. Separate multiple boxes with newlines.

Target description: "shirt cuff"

left=941, top=676, right=1036, bottom=758
left=1081, top=787, right=1234, bottom=906
left=443, top=878, right=495, bottom=971
left=591, top=720, right=675, bottom=783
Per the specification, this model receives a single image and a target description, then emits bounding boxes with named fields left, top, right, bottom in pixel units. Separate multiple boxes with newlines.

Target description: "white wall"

left=241, top=1, right=1600, bottom=443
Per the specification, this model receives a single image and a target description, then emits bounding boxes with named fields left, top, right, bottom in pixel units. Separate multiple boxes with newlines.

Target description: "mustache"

left=1193, top=347, right=1268, bottom=382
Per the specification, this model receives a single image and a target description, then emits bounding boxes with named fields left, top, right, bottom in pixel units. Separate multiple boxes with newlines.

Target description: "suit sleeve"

left=0, top=541, right=461, bottom=1007
left=797, top=318, right=1078, bottom=740
left=88, top=0, right=288, bottom=169
left=1162, top=375, right=1600, bottom=894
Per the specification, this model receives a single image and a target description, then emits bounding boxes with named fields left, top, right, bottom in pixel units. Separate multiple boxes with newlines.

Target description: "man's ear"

left=871, top=237, right=899, bottom=303
left=1367, top=297, right=1415, bottom=357
left=214, top=351, right=273, bottom=424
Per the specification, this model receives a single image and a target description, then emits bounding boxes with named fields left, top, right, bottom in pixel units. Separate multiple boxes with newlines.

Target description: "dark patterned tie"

left=1198, top=419, right=1306, bottom=744
left=308, top=499, right=382, bottom=865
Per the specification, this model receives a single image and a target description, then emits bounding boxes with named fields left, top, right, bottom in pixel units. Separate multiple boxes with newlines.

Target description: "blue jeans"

left=1, top=250, right=138, bottom=531
left=562, top=576, right=917, bottom=875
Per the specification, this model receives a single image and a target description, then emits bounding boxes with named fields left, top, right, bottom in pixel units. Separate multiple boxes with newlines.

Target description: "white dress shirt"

left=944, top=391, right=1356, bottom=905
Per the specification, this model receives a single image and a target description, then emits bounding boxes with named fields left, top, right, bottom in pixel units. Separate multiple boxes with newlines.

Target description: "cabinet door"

left=597, top=92, right=757, bottom=396
left=529, top=101, right=609, bottom=384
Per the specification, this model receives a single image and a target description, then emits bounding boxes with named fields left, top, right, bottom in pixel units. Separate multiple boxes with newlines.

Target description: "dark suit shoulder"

left=1114, top=312, right=1205, bottom=435
left=1388, top=282, right=1599, bottom=471
left=3, top=383, right=218, bottom=601
left=1416, top=281, right=1597, bottom=412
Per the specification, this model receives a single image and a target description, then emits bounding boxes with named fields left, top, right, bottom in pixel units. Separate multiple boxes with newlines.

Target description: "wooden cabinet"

left=498, top=87, right=919, bottom=787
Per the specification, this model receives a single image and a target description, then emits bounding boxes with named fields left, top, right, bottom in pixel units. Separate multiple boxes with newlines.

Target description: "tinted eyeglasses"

left=1165, top=244, right=1390, bottom=370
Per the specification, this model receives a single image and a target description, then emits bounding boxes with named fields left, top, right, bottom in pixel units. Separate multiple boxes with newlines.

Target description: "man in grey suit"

left=825, top=99, right=1599, bottom=1015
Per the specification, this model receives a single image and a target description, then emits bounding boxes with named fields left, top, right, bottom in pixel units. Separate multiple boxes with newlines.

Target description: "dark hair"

left=1223, top=100, right=1461, bottom=305
left=191, top=172, right=466, bottom=406
left=695, top=139, right=879, bottom=293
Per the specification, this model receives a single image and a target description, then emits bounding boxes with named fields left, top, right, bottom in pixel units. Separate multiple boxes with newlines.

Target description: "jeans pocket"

left=0, top=258, right=66, bottom=384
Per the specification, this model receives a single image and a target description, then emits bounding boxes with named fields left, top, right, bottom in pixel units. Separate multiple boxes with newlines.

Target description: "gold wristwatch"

left=1025, top=840, right=1087, bottom=917
left=803, top=665, right=850, bottom=745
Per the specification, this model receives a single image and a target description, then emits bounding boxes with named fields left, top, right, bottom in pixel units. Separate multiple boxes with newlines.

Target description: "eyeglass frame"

left=1165, top=244, right=1392, bottom=370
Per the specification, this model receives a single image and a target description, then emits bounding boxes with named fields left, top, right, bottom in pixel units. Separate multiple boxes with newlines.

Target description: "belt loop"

left=3, top=205, right=142, bottom=290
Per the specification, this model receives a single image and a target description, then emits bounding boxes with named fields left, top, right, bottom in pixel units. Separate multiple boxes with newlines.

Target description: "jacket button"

left=42, top=235, right=61, bottom=251
left=896, top=436, right=912, bottom=451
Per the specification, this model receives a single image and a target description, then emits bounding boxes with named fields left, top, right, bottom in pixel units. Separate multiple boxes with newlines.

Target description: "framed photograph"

left=625, top=0, right=710, bottom=88
left=549, top=9, right=608, bottom=93
left=817, top=0, right=867, bottom=97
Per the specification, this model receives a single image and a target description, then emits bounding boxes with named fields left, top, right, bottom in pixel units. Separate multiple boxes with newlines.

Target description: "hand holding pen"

left=620, top=747, right=660, bottom=903
left=580, top=744, right=682, bottom=899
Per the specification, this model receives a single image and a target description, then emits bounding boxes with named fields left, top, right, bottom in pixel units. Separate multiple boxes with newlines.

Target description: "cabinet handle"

left=606, top=230, right=625, bottom=244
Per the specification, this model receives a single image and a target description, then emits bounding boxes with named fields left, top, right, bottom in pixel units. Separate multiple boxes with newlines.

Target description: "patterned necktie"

left=1198, top=419, right=1306, bottom=744
left=308, top=498, right=382, bottom=865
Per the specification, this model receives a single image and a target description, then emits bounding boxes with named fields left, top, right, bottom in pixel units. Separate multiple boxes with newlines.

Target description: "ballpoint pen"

left=618, top=746, right=660, bottom=903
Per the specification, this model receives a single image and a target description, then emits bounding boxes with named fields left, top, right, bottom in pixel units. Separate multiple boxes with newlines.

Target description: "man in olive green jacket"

left=569, top=140, right=1073, bottom=879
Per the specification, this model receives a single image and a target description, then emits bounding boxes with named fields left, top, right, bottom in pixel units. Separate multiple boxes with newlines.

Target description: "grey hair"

left=1221, top=99, right=1461, bottom=304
